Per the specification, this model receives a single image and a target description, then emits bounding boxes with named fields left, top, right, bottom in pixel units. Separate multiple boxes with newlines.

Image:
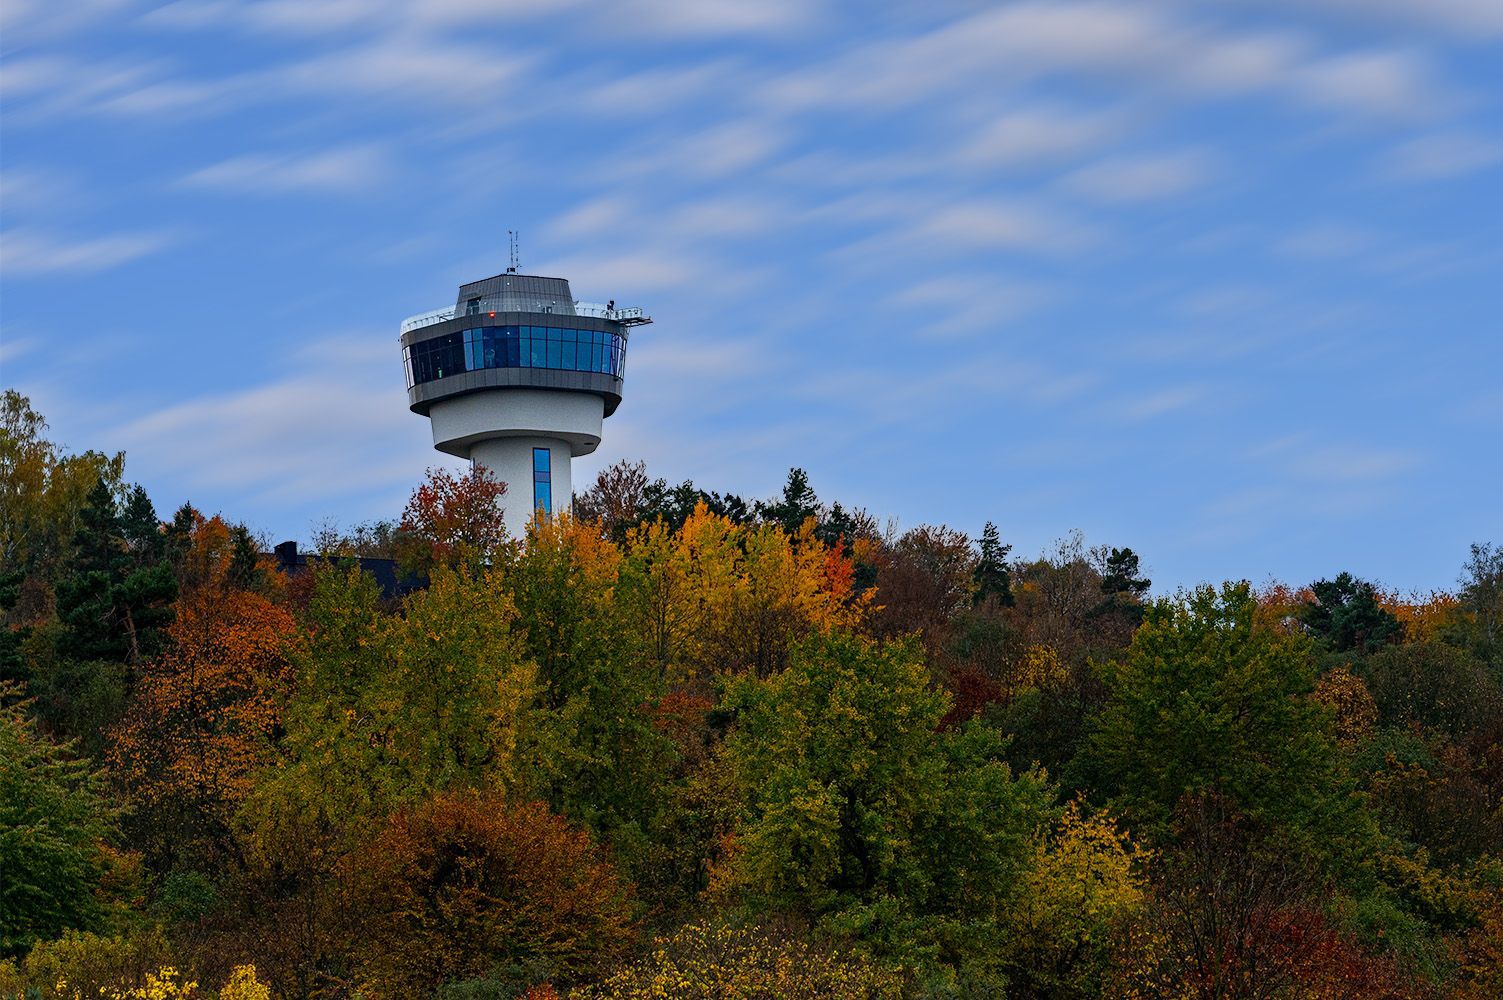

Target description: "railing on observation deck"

left=400, top=301, right=649, bottom=336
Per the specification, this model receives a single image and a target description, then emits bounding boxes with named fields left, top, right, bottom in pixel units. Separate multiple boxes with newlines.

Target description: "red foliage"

left=396, top=466, right=509, bottom=573
left=941, top=664, right=1002, bottom=730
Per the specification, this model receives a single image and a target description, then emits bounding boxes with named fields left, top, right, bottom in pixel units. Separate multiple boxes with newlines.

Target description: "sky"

left=2, top=0, right=1500, bottom=594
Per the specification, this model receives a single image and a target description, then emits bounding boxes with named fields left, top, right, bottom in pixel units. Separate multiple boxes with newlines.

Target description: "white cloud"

left=1382, top=132, right=1503, bottom=181
left=1251, top=0, right=1503, bottom=39
left=1062, top=149, right=1213, bottom=203
left=957, top=104, right=1125, bottom=168
left=910, top=199, right=1099, bottom=254
left=1276, top=222, right=1379, bottom=260
left=181, top=146, right=392, bottom=195
left=1121, top=385, right=1204, bottom=420
left=759, top=1, right=1453, bottom=126
left=0, top=228, right=175, bottom=276
left=1292, top=49, right=1450, bottom=121
left=112, top=340, right=449, bottom=506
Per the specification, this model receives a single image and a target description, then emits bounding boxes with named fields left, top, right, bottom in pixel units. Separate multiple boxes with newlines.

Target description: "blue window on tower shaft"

left=532, top=447, right=552, bottom=515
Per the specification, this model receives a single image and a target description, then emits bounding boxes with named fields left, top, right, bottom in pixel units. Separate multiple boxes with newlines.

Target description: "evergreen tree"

left=1301, top=572, right=1401, bottom=653
left=54, top=478, right=177, bottom=666
left=973, top=521, right=1015, bottom=607
left=1100, top=547, right=1150, bottom=599
left=757, top=467, right=820, bottom=536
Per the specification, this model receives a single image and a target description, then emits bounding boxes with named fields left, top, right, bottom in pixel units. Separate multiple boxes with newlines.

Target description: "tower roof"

left=456, top=273, right=575, bottom=316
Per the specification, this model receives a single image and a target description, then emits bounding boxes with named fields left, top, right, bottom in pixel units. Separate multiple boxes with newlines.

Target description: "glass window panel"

left=547, top=338, right=561, bottom=368
left=562, top=337, right=576, bottom=370
left=531, top=338, right=546, bottom=367
left=533, top=447, right=550, bottom=472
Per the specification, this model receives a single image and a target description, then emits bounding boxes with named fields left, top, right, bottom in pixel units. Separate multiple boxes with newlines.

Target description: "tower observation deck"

left=400, top=270, right=650, bottom=531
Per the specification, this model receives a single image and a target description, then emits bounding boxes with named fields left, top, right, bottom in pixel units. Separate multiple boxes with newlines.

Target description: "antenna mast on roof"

left=507, top=230, right=520, bottom=274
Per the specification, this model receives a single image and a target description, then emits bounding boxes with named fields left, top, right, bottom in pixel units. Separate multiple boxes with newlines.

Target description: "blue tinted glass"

left=547, top=339, right=561, bottom=368
left=534, top=481, right=551, bottom=514
left=530, top=338, right=546, bottom=367
left=548, top=327, right=561, bottom=341
left=533, top=447, right=550, bottom=472
left=562, top=337, right=576, bottom=370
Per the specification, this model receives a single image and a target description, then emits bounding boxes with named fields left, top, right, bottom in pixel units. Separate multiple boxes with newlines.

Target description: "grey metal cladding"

left=455, top=274, right=576, bottom=315
left=407, top=369, right=624, bottom=417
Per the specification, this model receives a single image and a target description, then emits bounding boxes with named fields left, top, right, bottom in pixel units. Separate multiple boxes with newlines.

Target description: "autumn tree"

left=1085, top=583, right=1369, bottom=864
left=1112, top=794, right=1417, bottom=1000
left=394, top=466, right=508, bottom=575
left=250, top=563, right=536, bottom=839
left=0, top=391, right=124, bottom=606
left=998, top=801, right=1147, bottom=998
left=869, top=524, right=975, bottom=648
left=340, top=792, right=633, bottom=997
left=502, top=515, right=674, bottom=842
left=719, top=631, right=1052, bottom=980
left=109, top=588, right=300, bottom=871
left=572, top=459, right=651, bottom=539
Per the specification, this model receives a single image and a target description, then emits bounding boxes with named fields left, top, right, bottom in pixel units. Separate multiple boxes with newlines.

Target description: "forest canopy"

left=2, top=389, right=1501, bottom=999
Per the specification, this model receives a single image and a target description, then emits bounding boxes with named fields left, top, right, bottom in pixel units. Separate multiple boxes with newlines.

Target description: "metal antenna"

left=507, top=230, right=520, bottom=274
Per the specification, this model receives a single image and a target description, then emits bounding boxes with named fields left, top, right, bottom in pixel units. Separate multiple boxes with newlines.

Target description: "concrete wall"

left=427, top=388, right=602, bottom=534
left=426, top=389, right=605, bottom=457
left=469, top=435, right=572, bottom=534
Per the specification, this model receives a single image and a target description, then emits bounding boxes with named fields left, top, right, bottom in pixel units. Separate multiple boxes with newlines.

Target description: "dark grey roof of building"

left=456, top=273, right=576, bottom=316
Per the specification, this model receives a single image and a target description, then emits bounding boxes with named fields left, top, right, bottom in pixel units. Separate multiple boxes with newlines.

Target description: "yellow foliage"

left=1000, top=801, right=1148, bottom=996
left=622, top=503, right=870, bottom=680
left=571, top=921, right=902, bottom=999
left=33, top=964, right=268, bottom=1000
left=215, top=965, right=270, bottom=1000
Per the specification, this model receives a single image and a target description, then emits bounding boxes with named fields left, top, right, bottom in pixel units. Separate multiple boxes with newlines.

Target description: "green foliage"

left=0, top=391, right=124, bottom=585
left=0, top=929, right=176, bottom=999
left=1359, top=639, right=1502, bottom=739
left=1302, top=571, right=1403, bottom=654
left=1456, top=542, right=1502, bottom=665
left=503, top=518, right=675, bottom=849
left=54, top=479, right=177, bottom=666
left=251, top=564, right=537, bottom=837
left=1087, top=583, right=1369, bottom=864
left=972, top=522, right=1014, bottom=608
left=721, top=631, right=1052, bottom=974
left=0, top=688, right=116, bottom=958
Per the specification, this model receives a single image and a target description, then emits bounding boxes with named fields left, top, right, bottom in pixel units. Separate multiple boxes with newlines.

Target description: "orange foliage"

left=110, top=589, right=301, bottom=864
left=1377, top=588, right=1463, bottom=643
left=1252, top=581, right=1315, bottom=633
left=341, top=792, right=634, bottom=997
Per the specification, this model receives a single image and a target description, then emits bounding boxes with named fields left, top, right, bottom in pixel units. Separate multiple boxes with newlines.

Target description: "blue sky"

left=2, top=0, right=1500, bottom=593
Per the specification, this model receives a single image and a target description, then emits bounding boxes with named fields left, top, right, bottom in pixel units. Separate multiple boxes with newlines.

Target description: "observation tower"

left=400, top=262, right=650, bottom=530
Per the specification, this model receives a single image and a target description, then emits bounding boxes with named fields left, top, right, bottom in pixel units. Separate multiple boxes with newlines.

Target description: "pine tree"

left=974, top=521, right=1015, bottom=607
